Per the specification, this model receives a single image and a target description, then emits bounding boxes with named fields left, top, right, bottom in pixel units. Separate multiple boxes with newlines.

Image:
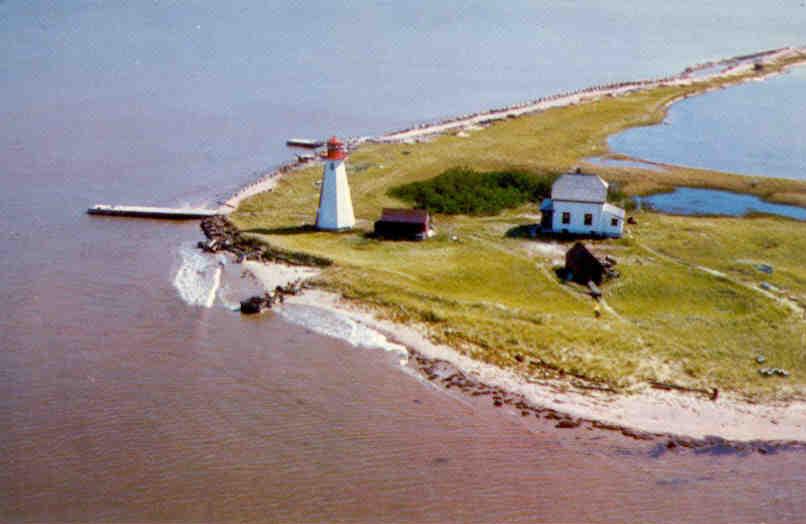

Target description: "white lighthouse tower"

left=316, top=136, right=355, bottom=230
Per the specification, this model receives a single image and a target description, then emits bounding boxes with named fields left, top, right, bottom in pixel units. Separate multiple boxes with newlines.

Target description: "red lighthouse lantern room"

left=325, top=136, right=347, bottom=160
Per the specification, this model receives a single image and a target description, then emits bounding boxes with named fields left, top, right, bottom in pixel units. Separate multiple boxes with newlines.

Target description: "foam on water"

left=280, top=303, right=409, bottom=364
left=207, top=266, right=222, bottom=308
left=172, top=243, right=225, bottom=308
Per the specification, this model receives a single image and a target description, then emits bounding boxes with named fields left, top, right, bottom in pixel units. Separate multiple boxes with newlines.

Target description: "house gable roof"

left=380, top=208, right=429, bottom=224
left=602, top=203, right=625, bottom=219
left=551, top=173, right=608, bottom=203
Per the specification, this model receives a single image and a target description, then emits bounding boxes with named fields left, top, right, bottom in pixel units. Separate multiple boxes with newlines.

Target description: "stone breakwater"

left=372, top=46, right=805, bottom=144
left=199, top=215, right=331, bottom=267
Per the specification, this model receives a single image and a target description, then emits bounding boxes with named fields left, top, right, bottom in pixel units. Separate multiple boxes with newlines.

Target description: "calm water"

left=610, top=65, right=806, bottom=180
left=3, top=2, right=806, bottom=522
left=638, top=188, right=806, bottom=221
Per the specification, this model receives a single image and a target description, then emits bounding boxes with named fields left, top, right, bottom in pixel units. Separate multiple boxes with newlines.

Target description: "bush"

left=608, top=181, right=638, bottom=211
left=389, top=167, right=557, bottom=215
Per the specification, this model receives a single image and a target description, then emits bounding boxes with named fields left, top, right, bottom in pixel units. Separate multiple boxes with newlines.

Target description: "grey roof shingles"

left=551, top=173, right=608, bottom=203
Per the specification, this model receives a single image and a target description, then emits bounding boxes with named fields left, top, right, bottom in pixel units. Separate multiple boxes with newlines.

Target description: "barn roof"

left=380, top=208, right=429, bottom=224
left=551, top=172, right=608, bottom=203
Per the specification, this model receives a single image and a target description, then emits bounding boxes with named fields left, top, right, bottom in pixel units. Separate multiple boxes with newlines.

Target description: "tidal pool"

left=610, top=65, right=806, bottom=181
left=637, top=187, right=806, bottom=221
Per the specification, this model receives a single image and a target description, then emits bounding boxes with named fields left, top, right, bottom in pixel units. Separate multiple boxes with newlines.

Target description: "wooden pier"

left=286, top=138, right=324, bottom=148
left=87, top=204, right=220, bottom=219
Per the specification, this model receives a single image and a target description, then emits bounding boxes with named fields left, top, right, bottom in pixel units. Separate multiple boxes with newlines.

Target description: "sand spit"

left=217, top=46, right=806, bottom=217
left=217, top=47, right=806, bottom=445
left=373, top=46, right=805, bottom=144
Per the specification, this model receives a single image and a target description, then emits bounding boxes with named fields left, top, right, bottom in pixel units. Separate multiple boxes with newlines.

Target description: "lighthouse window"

left=561, top=212, right=571, bottom=224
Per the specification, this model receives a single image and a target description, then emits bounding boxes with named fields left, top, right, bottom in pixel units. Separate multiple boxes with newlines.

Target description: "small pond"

left=636, top=187, right=806, bottom=221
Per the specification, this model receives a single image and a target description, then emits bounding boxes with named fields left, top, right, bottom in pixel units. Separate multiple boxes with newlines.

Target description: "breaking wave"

left=280, top=303, right=409, bottom=364
left=172, top=243, right=225, bottom=308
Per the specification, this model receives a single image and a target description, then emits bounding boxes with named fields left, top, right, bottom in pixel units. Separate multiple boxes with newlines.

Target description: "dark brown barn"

left=374, top=208, right=431, bottom=240
left=564, top=242, right=605, bottom=285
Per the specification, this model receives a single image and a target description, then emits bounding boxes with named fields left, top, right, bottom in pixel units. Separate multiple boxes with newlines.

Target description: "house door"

left=540, top=210, right=553, bottom=230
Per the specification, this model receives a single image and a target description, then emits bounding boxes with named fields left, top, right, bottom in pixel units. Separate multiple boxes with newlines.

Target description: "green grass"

left=232, top=56, right=806, bottom=400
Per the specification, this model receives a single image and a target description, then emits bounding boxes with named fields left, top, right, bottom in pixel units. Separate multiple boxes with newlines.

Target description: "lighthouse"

left=316, top=136, right=355, bottom=230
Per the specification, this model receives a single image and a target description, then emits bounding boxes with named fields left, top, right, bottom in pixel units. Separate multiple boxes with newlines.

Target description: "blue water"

left=638, top=187, right=806, bottom=221
left=610, top=65, right=806, bottom=180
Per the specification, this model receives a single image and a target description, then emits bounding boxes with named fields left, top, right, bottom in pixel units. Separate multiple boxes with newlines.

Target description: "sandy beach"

left=240, top=259, right=805, bottom=444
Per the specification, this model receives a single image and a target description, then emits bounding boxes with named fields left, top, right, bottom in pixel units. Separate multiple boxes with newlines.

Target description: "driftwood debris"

left=650, top=381, right=719, bottom=401
left=759, top=367, right=790, bottom=378
left=239, top=280, right=305, bottom=314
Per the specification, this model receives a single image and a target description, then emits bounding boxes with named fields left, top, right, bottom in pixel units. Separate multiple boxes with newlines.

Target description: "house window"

left=561, top=212, right=571, bottom=224
left=584, top=213, right=593, bottom=226
left=611, top=218, right=619, bottom=227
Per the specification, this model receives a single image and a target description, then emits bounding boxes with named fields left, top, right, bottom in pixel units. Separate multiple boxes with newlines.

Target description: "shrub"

left=389, top=167, right=557, bottom=215
left=608, top=181, right=637, bottom=211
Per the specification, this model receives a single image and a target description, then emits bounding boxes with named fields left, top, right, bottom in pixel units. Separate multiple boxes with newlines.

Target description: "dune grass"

left=232, top=60, right=806, bottom=399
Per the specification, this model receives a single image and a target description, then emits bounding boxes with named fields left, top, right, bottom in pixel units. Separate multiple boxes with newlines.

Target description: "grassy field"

left=232, top=63, right=806, bottom=399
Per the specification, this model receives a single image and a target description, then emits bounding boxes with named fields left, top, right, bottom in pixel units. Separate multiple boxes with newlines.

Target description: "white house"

left=539, top=170, right=624, bottom=237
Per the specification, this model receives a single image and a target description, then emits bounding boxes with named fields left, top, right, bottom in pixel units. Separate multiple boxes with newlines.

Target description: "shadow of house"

left=505, top=224, right=538, bottom=239
left=506, top=223, right=609, bottom=243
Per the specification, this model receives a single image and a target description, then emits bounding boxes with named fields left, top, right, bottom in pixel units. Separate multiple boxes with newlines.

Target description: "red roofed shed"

left=374, top=208, right=431, bottom=240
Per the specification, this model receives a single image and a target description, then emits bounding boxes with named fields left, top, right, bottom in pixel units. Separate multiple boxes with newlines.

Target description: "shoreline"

left=247, top=262, right=805, bottom=449
left=194, top=215, right=804, bottom=446
left=213, top=47, right=806, bottom=444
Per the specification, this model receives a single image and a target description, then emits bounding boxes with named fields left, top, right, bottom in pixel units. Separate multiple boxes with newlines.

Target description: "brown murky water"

left=4, top=298, right=805, bottom=523
left=2, top=2, right=805, bottom=522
